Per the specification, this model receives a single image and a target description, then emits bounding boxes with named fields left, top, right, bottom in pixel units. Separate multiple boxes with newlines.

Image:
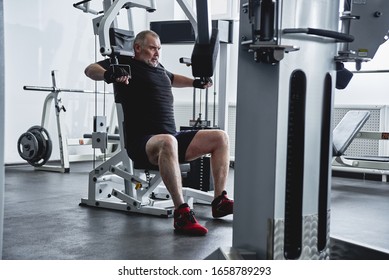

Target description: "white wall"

left=4, top=0, right=107, bottom=163
left=3, top=1, right=149, bottom=164
left=3, top=0, right=239, bottom=164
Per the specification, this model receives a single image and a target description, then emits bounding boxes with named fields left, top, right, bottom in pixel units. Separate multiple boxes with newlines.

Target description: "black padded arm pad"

left=191, top=28, right=219, bottom=78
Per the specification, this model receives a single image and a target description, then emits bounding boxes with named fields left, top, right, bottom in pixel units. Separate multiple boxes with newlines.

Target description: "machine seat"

left=133, top=160, right=191, bottom=172
left=133, top=160, right=159, bottom=170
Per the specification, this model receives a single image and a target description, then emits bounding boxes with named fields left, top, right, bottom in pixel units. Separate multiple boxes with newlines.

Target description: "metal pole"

left=23, top=86, right=113, bottom=95
left=205, top=88, right=208, bottom=123
left=192, top=88, right=196, bottom=121
left=217, top=43, right=229, bottom=131
left=351, top=69, right=389, bottom=74
left=195, top=0, right=211, bottom=44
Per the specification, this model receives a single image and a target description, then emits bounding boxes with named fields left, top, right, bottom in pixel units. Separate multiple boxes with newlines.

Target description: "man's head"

left=133, top=30, right=161, bottom=67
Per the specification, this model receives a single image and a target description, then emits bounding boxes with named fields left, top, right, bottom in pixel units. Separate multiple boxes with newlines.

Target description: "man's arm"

left=85, top=63, right=105, bottom=81
left=85, top=62, right=130, bottom=84
left=172, top=74, right=212, bottom=89
left=171, top=74, right=194, bottom=88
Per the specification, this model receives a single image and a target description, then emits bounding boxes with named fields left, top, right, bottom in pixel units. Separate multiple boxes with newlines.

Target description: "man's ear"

left=133, top=43, right=141, bottom=53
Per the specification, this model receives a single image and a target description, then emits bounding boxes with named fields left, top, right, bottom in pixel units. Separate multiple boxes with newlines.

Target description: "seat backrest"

left=332, top=110, right=370, bottom=156
left=108, top=28, right=135, bottom=163
left=109, top=28, right=135, bottom=57
left=109, top=28, right=159, bottom=170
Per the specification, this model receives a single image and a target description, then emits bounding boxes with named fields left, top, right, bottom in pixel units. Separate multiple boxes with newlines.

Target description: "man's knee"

left=199, top=130, right=229, bottom=152
left=147, top=134, right=178, bottom=164
left=213, top=130, right=229, bottom=148
left=160, top=134, right=178, bottom=153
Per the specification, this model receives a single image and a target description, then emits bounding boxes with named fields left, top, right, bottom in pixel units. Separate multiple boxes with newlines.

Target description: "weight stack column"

left=232, top=0, right=339, bottom=260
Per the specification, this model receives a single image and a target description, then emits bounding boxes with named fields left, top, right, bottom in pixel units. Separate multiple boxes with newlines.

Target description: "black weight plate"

left=29, top=129, right=47, bottom=160
left=17, top=131, right=39, bottom=161
left=27, top=126, right=52, bottom=167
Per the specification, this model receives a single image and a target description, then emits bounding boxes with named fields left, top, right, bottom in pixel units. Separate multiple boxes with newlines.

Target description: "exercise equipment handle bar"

left=73, top=0, right=102, bottom=15
left=73, top=0, right=90, bottom=6
left=23, top=86, right=112, bottom=95
left=351, top=69, right=389, bottom=74
left=283, top=28, right=354, bottom=42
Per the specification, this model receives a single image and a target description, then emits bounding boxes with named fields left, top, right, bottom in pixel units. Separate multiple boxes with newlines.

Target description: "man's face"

left=135, top=35, right=161, bottom=67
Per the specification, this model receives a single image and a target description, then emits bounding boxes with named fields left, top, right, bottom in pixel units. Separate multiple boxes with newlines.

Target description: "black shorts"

left=126, top=130, right=199, bottom=169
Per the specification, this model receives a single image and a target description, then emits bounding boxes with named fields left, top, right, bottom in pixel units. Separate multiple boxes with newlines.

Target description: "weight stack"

left=182, top=155, right=213, bottom=192
left=230, top=0, right=338, bottom=260
left=180, top=126, right=216, bottom=192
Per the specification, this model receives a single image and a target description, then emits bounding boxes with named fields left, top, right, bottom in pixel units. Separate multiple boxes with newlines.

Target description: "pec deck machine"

left=74, top=0, right=219, bottom=217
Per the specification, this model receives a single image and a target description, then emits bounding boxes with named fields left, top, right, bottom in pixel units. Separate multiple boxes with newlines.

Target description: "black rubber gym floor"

left=2, top=162, right=389, bottom=259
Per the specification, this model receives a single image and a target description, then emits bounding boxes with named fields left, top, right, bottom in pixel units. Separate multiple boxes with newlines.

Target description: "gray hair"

left=134, top=30, right=160, bottom=48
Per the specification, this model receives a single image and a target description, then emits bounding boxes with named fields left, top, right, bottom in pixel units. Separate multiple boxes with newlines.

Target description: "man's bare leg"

left=185, top=130, right=230, bottom=197
left=145, top=134, right=185, bottom=208
left=146, top=134, right=209, bottom=235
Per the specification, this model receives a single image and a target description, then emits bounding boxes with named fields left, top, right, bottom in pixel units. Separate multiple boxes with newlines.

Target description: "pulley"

left=17, top=126, right=52, bottom=167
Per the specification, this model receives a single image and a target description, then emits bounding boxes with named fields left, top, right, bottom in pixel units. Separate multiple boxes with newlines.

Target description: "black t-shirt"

left=98, top=57, right=177, bottom=142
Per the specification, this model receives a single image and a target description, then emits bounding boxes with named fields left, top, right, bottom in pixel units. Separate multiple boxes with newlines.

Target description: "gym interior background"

left=1, top=0, right=389, bottom=260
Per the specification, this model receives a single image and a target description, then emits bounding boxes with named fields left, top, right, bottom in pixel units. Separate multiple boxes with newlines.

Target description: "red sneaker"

left=212, top=191, right=233, bottom=218
left=174, top=203, right=208, bottom=236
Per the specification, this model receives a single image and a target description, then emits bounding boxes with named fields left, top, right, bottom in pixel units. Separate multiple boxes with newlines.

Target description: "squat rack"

left=22, top=70, right=117, bottom=173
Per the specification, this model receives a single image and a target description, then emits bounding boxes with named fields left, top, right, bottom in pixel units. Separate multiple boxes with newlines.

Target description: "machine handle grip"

left=179, top=57, right=192, bottom=66
left=73, top=0, right=91, bottom=8
left=283, top=28, right=354, bottom=42
left=73, top=0, right=102, bottom=14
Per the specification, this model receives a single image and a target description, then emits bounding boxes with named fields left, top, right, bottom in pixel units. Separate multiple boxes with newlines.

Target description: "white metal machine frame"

left=80, top=104, right=214, bottom=216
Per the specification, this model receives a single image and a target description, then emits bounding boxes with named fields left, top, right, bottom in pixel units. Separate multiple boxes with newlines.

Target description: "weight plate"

left=17, top=131, right=39, bottom=161
left=29, top=128, right=47, bottom=160
left=25, top=126, right=52, bottom=167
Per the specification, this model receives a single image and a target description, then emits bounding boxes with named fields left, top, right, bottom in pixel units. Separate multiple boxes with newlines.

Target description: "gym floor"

left=2, top=162, right=389, bottom=260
